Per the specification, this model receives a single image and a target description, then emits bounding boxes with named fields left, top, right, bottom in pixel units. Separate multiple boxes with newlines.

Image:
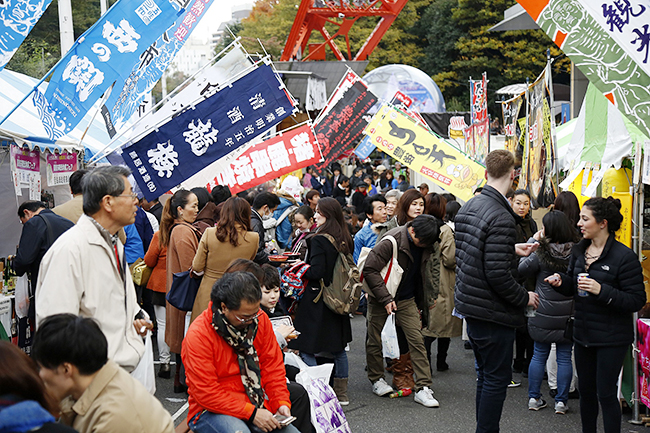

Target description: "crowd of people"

left=1, top=150, right=646, bottom=433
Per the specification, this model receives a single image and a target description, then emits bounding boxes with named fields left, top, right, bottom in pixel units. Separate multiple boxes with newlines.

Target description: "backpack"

left=281, top=261, right=310, bottom=313
left=313, top=234, right=363, bottom=315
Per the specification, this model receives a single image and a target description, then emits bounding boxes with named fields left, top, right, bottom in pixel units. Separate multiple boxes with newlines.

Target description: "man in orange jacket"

left=182, top=272, right=299, bottom=433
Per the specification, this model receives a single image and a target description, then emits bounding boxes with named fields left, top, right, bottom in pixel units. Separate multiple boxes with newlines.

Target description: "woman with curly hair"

left=547, top=197, right=646, bottom=431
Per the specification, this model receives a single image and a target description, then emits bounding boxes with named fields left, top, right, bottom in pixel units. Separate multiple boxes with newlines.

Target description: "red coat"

left=182, top=302, right=291, bottom=423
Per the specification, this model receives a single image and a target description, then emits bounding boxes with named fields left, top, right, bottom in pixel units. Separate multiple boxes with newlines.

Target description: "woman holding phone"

left=546, top=197, right=645, bottom=432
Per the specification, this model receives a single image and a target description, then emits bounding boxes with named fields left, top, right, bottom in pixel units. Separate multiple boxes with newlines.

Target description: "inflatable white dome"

left=362, top=64, right=446, bottom=113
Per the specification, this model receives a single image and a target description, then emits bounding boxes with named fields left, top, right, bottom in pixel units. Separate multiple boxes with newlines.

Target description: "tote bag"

left=166, top=270, right=201, bottom=312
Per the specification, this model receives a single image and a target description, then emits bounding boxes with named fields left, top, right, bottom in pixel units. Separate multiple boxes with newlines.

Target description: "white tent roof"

left=0, top=69, right=124, bottom=160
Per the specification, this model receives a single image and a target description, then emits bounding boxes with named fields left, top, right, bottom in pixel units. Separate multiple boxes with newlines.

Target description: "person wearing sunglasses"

left=182, top=272, right=299, bottom=433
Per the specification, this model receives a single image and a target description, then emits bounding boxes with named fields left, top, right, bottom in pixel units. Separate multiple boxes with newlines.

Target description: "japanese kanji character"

left=225, top=137, right=234, bottom=147
left=275, top=107, right=286, bottom=116
left=143, top=174, right=151, bottom=182
left=134, top=158, right=143, bottom=167
left=339, top=105, right=354, bottom=122
left=250, top=149, right=272, bottom=177
left=182, top=13, right=197, bottom=29
left=265, top=113, right=276, bottom=123
left=255, top=118, right=265, bottom=129
left=217, top=166, right=236, bottom=187
left=633, top=24, right=650, bottom=63
left=394, top=147, right=405, bottom=158
left=138, top=166, right=147, bottom=175
left=147, top=141, right=178, bottom=178
left=244, top=125, right=255, bottom=135
left=602, top=0, right=646, bottom=32
left=91, top=43, right=111, bottom=62
left=228, top=106, right=244, bottom=124
left=139, top=42, right=160, bottom=70
left=103, top=19, right=140, bottom=54
left=235, top=132, right=245, bottom=141
left=147, top=181, right=156, bottom=192
left=249, top=93, right=266, bottom=110
left=62, top=55, right=105, bottom=102
left=233, top=156, right=255, bottom=185
left=183, top=119, right=219, bottom=156
left=129, top=151, right=138, bottom=159
left=190, top=0, right=205, bottom=15
left=429, top=144, right=457, bottom=167
left=267, top=142, right=291, bottom=171
left=174, top=25, right=189, bottom=41
left=290, top=132, right=314, bottom=163
left=403, top=153, right=415, bottom=165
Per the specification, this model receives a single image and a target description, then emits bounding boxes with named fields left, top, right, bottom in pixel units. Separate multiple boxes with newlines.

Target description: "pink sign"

left=10, top=144, right=40, bottom=186
left=46, top=152, right=78, bottom=186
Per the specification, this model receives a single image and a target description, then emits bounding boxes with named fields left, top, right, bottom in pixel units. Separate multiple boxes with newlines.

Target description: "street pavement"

left=154, top=315, right=643, bottom=432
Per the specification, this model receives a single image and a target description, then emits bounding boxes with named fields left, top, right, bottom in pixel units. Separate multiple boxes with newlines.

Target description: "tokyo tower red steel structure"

left=280, top=0, right=409, bottom=62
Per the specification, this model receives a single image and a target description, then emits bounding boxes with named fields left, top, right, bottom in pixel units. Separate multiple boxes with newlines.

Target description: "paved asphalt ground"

left=154, top=315, right=644, bottom=432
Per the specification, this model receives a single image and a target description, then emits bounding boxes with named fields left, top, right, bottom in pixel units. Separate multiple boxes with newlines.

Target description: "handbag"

left=281, top=261, right=311, bottom=313
left=130, top=258, right=152, bottom=287
left=166, top=270, right=201, bottom=312
left=362, top=235, right=403, bottom=297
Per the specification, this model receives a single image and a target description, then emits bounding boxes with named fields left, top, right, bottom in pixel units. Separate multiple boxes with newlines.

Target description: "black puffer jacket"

left=556, top=234, right=646, bottom=347
left=454, top=185, right=529, bottom=328
left=519, top=239, right=574, bottom=344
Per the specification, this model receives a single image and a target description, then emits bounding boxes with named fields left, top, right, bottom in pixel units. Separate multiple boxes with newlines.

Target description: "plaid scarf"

left=211, top=307, right=265, bottom=408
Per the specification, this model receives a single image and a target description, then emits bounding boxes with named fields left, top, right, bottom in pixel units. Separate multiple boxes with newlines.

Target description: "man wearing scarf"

left=182, top=272, right=299, bottom=433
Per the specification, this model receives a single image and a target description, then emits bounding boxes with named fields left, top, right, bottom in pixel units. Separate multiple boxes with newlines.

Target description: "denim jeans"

left=189, top=411, right=301, bottom=433
left=528, top=341, right=573, bottom=403
left=300, top=350, right=348, bottom=378
left=466, top=318, right=515, bottom=433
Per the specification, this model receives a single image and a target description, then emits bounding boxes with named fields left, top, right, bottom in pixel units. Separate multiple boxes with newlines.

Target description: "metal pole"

left=58, top=0, right=75, bottom=55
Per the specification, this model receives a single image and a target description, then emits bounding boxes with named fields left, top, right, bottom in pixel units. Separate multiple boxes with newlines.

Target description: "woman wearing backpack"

left=288, top=197, right=354, bottom=405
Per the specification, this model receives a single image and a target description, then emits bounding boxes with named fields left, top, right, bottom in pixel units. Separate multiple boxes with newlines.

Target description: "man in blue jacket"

left=454, top=149, right=539, bottom=433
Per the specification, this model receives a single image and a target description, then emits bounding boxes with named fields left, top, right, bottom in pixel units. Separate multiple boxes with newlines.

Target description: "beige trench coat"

left=423, top=223, right=462, bottom=339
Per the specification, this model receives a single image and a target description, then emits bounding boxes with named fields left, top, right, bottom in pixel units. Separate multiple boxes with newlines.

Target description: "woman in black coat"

left=547, top=197, right=646, bottom=432
left=288, top=198, right=353, bottom=405
left=518, top=211, right=576, bottom=414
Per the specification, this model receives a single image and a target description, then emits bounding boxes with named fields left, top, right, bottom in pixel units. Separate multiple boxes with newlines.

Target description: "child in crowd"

left=290, top=205, right=315, bottom=260
left=261, top=264, right=295, bottom=349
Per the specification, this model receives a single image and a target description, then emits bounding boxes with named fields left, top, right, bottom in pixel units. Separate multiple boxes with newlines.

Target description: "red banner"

left=215, top=124, right=322, bottom=194
left=470, top=73, right=488, bottom=124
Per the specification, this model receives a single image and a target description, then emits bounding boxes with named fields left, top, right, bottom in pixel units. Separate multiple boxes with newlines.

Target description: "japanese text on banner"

left=0, top=0, right=53, bottom=70
left=364, top=105, right=485, bottom=201
left=33, top=0, right=181, bottom=139
left=214, top=123, right=322, bottom=194
left=122, top=63, right=295, bottom=201
left=46, top=152, right=78, bottom=187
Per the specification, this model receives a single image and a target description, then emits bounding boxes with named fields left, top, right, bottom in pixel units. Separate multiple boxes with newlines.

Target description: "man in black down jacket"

left=454, top=150, right=539, bottom=433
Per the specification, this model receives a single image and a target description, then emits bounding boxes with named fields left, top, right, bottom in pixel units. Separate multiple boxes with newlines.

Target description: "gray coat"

left=518, top=239, right=574, bottom=344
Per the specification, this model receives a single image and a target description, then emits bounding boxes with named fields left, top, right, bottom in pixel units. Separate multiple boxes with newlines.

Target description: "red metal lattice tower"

left=280, top=0, right=409, bottom=62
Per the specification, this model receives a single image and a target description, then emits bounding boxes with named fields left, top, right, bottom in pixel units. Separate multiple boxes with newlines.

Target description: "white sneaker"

left=554, top=401, right=568, bottom=414
left=372, top=378, right=394, bottom=396
left=414, top=387, right=440, bottom=408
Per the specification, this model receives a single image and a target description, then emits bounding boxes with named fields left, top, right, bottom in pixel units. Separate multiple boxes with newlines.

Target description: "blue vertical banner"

left=32, top=0, right=181, bottom=139
left=102, top=0, right=216, bottom=135
left=122, top=63, right=296, bottom=201
left=0, top=0, right=54, bottom=70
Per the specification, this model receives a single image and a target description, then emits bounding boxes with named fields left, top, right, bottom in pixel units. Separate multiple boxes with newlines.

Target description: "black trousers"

left=574, top=343, right=628, bottom=433
left=288, top=382, right=315, bottom=433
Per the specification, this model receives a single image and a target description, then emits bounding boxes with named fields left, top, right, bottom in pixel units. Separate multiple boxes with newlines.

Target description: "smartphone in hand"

left=273, top=414, right=297, bottom=426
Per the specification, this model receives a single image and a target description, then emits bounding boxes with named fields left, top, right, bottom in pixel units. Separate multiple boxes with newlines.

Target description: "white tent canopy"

left=0, top=69, right=125, bottom=160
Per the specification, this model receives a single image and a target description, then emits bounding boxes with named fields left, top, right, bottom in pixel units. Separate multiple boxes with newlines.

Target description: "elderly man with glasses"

left=182, top=272, right=300, bottom=433
left=36, top=166, right=152, bottom=374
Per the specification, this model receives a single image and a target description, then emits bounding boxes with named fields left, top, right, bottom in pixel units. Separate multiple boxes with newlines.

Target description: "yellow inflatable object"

left=613, top=192, right=633, bottom=248
left=602, top=167, right=632, bottom=197
left=566, top=169, right=593, bottom=208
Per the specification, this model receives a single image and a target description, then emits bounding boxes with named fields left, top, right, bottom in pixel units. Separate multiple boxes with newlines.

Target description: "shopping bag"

left=381, top=313, right=399, bottom=359
left=295, top=364, right=351, bottom=433
left=131, top=333, right=156, bottom=394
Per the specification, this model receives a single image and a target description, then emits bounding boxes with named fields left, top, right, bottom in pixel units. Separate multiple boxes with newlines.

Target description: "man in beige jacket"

left=33, top=314, right=173, bottom=433
left=36, top=166, right=151, bottom=372
left=52, top=169, right=88, bottom=223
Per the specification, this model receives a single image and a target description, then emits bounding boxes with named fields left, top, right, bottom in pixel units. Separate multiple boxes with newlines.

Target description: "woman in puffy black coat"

left=547, top=197, right=646, bottom=433
left=518, top=211, right=576, bottom=414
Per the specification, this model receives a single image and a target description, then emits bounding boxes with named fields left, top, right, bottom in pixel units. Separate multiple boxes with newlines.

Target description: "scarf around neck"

left=0, top=398, right=54, bottom=433
left=211, top=307, right=265, bottom=408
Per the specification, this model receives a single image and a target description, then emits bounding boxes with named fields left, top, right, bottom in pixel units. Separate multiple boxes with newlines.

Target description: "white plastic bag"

left=381, top=314, right=399, bottom=359
left=296, top=364, right=351, bottom=433
left=284, top=351, right=310, bottom=371
left=14, top=275, right=30, bottom=319
left=131, top=333, right=156, bottom=394
left=381, top=236, right=403, bottom=297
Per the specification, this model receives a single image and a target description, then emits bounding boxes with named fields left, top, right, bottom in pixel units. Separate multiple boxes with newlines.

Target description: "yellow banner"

left=365, top=104, right=485, bottom=201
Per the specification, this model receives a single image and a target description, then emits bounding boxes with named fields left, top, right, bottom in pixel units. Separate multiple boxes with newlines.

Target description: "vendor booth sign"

left=10, top=144, right=41, bottom=200
left=214, top=123, right=322, bottom=194
left=46, top=152, right=78, bottom=187
left=365, top=104, right=485, bottom=201
left=122, top=63, right=295, bottom=201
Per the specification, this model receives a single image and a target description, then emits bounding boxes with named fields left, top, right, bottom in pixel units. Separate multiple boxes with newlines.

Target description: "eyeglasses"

left=232, top=309, right=263, bottom=324
left=114, top=193, right=139, bottom=200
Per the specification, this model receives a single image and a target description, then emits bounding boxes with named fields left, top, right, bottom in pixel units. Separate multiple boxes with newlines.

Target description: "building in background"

left=210, top=3, right=253, bottom=49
